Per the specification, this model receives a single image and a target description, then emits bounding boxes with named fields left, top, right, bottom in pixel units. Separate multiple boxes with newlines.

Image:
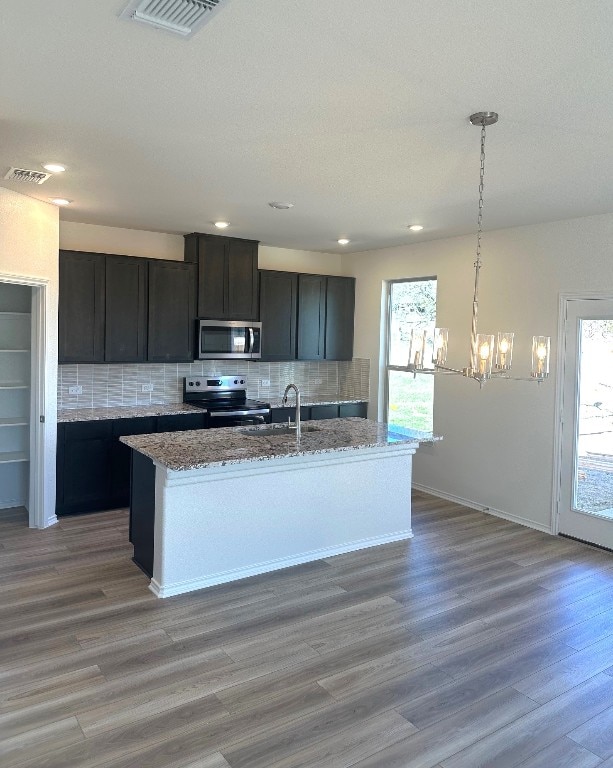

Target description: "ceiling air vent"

left=3, top=168, right=52, bottom=184
left=120, top=0, right=227, bottom=38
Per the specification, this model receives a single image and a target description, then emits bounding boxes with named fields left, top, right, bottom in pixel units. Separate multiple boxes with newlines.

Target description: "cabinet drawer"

left=339, top=402, right=368, bottom=418
left=64, top=420, right=112, bottom=441
left=271, top=406, right=311, bottom=423
left=112, top=417, right=157, bottom=437
left=157, top=413, right=206, bottom=432
left=310, top=404, right=339, bottom=420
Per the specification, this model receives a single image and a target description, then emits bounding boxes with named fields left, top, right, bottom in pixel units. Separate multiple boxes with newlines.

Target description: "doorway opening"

left=0, top=275, right=47, bottom=529
left=555, top=295, right=613, bottom=550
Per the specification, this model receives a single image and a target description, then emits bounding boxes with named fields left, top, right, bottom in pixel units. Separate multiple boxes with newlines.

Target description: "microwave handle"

left=247, top=327, right=254, bottom=353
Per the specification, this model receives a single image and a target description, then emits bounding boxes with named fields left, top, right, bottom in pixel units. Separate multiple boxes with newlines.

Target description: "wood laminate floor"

left=2, top=494, right=613, bottom=767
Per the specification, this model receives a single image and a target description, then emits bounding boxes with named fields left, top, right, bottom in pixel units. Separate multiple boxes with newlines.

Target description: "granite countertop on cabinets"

left=121, top=417, right=442, bottom=472
left=57, top=403, right=204, bottom=423
left=268, top=398, right=367, bottom=408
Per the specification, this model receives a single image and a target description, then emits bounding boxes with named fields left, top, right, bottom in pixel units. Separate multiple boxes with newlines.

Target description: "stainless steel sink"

left=238, top=424, right=321, bottom=437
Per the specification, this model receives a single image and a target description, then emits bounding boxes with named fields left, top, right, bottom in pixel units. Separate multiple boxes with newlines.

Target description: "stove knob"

left=240, top=379, right=245, bottom=384
left=234, top=379, right=238, bottom=384
left=188, top=382, right=194, bottom=387
left=195, top=381, right=201, bottom=386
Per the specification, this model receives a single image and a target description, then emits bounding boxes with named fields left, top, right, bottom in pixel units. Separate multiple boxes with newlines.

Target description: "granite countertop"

left=121, top=417, right=441, bottom=472
left=57, top=403, right=204, bottom=423
left=57, top=399, right=368, bottom=423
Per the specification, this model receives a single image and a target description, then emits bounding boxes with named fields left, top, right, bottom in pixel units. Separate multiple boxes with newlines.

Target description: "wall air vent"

left=120, top=0, right=228, bottom=38
left=3, top=168, right=52, bottom=185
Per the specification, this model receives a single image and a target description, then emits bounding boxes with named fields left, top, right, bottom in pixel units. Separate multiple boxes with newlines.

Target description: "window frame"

left=383, top=276, right=437, bottom=427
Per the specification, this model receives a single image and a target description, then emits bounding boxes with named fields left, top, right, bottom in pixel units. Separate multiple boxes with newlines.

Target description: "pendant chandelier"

left=406, top=111, right=550, bottom=388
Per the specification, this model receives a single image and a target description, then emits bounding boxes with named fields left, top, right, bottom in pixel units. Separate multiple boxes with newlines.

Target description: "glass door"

left=558, top=298, right=613, bottom=549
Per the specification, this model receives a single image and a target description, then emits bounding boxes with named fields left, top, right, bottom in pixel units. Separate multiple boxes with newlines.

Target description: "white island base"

left=150, top=442, right=417, bottom=598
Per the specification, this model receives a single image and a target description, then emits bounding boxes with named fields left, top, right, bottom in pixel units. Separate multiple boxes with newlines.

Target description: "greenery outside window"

left=385, top=278, right=436, bottom=432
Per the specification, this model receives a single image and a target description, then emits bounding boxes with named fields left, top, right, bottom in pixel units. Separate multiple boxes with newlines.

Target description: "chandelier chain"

left=475, top=121, right=486, bottom=267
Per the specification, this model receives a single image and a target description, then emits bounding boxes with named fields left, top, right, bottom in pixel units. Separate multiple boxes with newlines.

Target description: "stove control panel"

left=184, top=376, right=247, bottom=392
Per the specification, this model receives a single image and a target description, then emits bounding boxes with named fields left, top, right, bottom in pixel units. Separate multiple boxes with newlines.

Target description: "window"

left=385, top=278, right=437, bottom=433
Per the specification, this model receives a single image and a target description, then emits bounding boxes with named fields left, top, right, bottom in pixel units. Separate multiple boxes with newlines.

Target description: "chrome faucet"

left=282, top=383, right=301, bottom=438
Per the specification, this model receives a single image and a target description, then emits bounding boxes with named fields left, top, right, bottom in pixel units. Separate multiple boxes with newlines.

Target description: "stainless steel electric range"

left=183, top=376, right=271, bottom=428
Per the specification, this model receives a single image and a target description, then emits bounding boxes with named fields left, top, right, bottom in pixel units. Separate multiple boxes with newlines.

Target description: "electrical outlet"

left=68, top=385, right=82, bottom=395
left=260, top=379, right=271, bottom=387
left=141, top=383, right=154, bottom=393
left=312, top=378, right=323, bottom=385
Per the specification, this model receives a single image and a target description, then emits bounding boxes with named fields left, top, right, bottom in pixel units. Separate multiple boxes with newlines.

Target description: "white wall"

left=60, top=222, right=342, bottom=273
left=0, top=188, right=59, bottom=528
left=344, top=212, right=613, bottom=532
left=60, top=221, right=184, bottom=261
left=258, top=245, right=342, bottom=275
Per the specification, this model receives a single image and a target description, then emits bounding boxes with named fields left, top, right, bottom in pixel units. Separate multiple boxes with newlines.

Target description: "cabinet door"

left=58, top=251, right=105, bottom=363
left=105, top=255, right=148, bottom=362
left=325, top=276, right=355, bottom=361
left=297, top=274, right=326, bottom=360
left=147, top=260, right=196, bottom=362
left=259, top=271, right=297, bottom=361
left=111, top=417, right=157, bottom=509
left=60, top=421, right=112, bottom=514
left=196, top=236, right=227, bottom=318
left=227, top=239, right=258, bottom=320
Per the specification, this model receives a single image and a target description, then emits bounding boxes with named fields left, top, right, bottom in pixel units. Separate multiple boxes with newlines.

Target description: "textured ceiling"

left=2, top=1, right=613, bottom=252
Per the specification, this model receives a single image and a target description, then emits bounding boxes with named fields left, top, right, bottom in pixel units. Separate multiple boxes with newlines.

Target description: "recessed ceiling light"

left=49, top=198, right=72, bottom=206
left=268, top=202, right=294, bottom=210
left=42, top=163, right=66, bottom=173
left=214, top=221, right=230, bottom=229
left=409, top=224, right=424, bottom=232
left=337, top=238, right=350, bottom=245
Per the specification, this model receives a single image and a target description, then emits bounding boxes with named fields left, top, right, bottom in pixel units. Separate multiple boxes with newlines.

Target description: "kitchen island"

left=122, top=418, right=439, bottom=598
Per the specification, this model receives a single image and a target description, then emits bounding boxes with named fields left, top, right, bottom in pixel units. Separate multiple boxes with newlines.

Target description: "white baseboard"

left=41, top=514, right=58, bottom=529
left=411, top=482, right=553, bottom=535
left=149, top=529, right=414, bottom=598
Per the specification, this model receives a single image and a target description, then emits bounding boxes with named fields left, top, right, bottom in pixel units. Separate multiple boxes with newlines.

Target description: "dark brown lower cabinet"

left=56, top=412, right=206, bottom=516
left=57, top=421, right=112, bottom=515
left=129, top=451, right=156, bottom=575
left=270, top=402, right=367, bottom=422
left=110, top=418, right=157, bottom=510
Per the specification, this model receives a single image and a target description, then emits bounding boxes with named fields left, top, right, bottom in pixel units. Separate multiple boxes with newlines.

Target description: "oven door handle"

left=210, top=409, right=270, bottom=417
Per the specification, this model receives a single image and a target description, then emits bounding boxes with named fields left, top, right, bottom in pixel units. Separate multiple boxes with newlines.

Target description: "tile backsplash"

left=58, top=359, right=370, bottom=410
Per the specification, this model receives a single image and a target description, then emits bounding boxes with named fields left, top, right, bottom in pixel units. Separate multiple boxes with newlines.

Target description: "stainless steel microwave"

left=196, top=320, right=262, bottom=360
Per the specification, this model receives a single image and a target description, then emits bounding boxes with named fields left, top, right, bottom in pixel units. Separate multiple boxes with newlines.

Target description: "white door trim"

left=0, top=271, right=50, bottom=529
left=551, top=291, right=613, bottom=537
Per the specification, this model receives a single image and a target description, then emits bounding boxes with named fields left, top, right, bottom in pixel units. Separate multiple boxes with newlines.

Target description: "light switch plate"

left=141, top=383, right=154, bottom=392
left=68, top=385, right=82, bottom=395
left=260, top=379, right=271, bottom=387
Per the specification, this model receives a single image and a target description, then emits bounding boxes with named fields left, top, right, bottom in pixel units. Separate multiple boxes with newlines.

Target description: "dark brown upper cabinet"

left=105, top=255, right=148, bottom=363
left=147, top=259, right=196, bottom=363
left=324, top=275, right=355, bottom=361
left=259, top=270, right=298, bottom=361
left=258, top=270, right=355, bottom=362
left=59, top=250, right=106, bottom=363
left=297, top=274, right=326, bottom=360
left=184, top=233, right=258, bottom=321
